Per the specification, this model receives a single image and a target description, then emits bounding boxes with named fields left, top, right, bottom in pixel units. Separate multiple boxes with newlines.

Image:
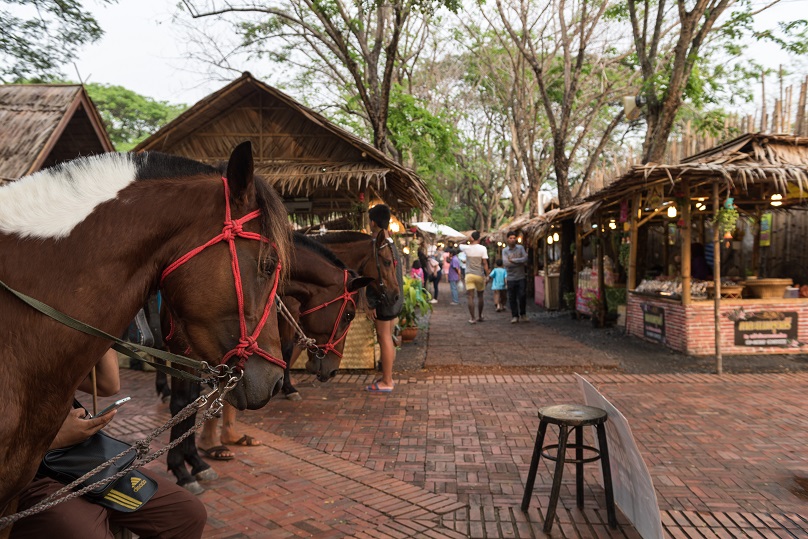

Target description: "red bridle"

left=160, top=177, right=285, bottom=371
left=298, top=270, right=358, bottom=359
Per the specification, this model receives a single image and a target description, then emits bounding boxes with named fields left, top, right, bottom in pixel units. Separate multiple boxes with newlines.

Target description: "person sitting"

left=11, top=349, right=207, bottom=539
left=691, top=243, right=712, bottom=281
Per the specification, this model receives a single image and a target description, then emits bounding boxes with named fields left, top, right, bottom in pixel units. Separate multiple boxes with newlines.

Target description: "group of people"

left=409, top=230, right=530, bottom=325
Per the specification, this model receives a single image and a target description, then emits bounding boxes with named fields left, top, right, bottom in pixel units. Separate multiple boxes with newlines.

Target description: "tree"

left=179, top=0, right=459, bottom=155
left=0, top=0, right=113, bottom=82
left=84, top=83, right=186, bottom=151
left=616, top=0, right=808, bottom=163
left=492, top=0, right=636, bottom=208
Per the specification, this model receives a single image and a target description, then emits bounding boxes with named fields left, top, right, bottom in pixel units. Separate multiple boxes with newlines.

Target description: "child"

left=488, top=259, right=507, bottom=312
left=410, top=259, right=424, bottom=282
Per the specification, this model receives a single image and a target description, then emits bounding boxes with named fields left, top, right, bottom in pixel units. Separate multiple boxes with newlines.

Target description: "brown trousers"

left=11, top=472, right=206, bottom=539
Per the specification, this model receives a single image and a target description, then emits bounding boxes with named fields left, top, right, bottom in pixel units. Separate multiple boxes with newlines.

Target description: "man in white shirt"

left=459, top=231, right=489, bottom=324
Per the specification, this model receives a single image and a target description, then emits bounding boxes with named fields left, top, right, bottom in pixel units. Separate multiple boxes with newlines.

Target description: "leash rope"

left=275, top=298, right=321, bottom=357
left=0, top=374, right=241, bottom=530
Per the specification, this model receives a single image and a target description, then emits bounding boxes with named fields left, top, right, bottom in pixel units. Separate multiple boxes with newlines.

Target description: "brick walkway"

left=101, top=289, right=808, bottom=538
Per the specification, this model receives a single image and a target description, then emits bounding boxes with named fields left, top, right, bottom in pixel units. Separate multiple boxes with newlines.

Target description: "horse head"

left=285, top=235, right=373, bottom=381
left=159, top=142, right=291, bottom=410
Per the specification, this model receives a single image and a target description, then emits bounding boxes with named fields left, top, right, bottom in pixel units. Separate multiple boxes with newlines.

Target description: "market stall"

left=579, top=134, right=808, bottom=364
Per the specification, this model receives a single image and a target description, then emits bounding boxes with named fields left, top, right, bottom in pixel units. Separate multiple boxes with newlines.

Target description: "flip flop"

left=468, top=319, right=476, bottom=324
left=199, top=445, right=234, bottom=461
left=226, top=434, right=261, bottom=447
left=365, top=382, right=393, bottom=393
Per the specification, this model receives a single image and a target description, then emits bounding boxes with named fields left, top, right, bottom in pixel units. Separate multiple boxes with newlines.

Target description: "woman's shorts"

left=465, top=274, right=486, bottom=292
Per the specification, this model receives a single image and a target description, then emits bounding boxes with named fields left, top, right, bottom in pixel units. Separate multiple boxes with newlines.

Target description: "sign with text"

left=641, top=303, right=665, bottom=342
left=577, top=375, right=663, bottom=539
left=734, top=311, right=799, bottom=347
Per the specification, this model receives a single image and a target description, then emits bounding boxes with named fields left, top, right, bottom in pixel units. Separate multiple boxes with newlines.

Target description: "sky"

left=71, top=0, right=808, bottom=108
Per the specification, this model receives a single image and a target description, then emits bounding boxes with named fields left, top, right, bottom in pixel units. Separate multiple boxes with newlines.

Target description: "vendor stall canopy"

left=135, top=72, right=432, bottom=220
left=578, top=133, right=808, bottom=219
left=412, top=222, right=468, bottom=240
left=0, top=84, right=113, bottom=181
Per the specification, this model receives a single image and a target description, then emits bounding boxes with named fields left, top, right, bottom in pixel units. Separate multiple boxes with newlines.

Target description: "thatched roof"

left=579, top=133, right=808, bottom=215
left=135, top=72, right=431, bottom=218
left=0, top=84, right=113, bottom=180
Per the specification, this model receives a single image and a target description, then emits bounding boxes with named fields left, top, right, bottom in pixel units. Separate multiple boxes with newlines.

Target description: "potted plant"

left=397, top=276, right=433, bottom=342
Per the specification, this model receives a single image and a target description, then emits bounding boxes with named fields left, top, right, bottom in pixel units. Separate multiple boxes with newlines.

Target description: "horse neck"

left=318, top=240, right=372, bottom=275
left=288, top=248, right=344, bottom=305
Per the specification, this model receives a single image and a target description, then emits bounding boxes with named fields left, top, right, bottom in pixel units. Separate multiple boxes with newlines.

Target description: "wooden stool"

left=521, top=404, right=617, bottom=533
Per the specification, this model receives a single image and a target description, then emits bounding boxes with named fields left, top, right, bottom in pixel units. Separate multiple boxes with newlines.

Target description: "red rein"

left=160, top=177, right=285, bottom=371
left=299, top=270, right=358, bottom=358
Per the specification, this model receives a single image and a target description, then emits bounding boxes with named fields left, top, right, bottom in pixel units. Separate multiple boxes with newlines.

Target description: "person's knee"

left=175, top=491, right=207, bottom=536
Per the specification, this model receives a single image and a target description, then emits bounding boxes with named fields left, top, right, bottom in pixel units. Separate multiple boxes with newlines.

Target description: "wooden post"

left=628, top=193, right=641, bottom=290
left=681, top=181, right=692, bottom=305
left=752, top=207, right=762, bottom=275
left=663, top=217, right=669, bottom=275
left=712, top=182, right=723, bottom=375
left=597, top=214, right=606, bottom=327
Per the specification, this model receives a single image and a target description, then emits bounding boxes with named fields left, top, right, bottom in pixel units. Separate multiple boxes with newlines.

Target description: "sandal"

left=199, top=445, right=234, bottom=461
left=225, top=434, right=261, bottom=447
left=468, top=319, right=477, bottom=324
left=365, top=382, right=393, bottom=393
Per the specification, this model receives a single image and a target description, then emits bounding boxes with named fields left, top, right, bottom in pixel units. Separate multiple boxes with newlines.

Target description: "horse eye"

left=346, top=312, right=354, bottom=322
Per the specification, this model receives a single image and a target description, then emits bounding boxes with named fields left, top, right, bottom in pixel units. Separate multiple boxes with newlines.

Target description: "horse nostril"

left=394, top=294, right=400, bottom=302
left=271, top=377, right=283, bottom=397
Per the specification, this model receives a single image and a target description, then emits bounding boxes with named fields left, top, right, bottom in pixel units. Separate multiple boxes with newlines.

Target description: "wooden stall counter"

left=626, top=292, right=808, bottom=356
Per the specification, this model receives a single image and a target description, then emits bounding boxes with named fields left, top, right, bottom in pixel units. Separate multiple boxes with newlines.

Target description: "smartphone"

left=87, top=397, right=131, bottom=419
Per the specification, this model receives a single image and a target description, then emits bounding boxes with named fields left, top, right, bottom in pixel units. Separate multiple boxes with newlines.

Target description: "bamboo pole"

left=597, top=214, right=606, bottom=327
left=752, top=207, right=762, bottom=275
left=681, top=181, right=692, bottom=305
left=628, top=194, right=641, bottom=290
left=713, top=182, right=723, bottom=375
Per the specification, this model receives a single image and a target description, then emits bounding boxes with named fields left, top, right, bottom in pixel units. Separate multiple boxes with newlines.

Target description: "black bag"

left=38, top=404, right=157, bottom=512
left=40, top=430, right=136, bottom=497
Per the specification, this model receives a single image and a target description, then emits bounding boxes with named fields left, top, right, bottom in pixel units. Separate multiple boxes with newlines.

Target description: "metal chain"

left=0, top=374, right=241, bottom=530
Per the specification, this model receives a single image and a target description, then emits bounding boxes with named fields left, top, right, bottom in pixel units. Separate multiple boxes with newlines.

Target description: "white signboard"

left=577, top=375, right=663, bottom=539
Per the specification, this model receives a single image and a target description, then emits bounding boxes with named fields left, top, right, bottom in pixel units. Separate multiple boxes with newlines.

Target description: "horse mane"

left=293, top=232, right=347, bottom=270
left=313, top=231, right=373, bottom=244
left=132, top=152, right=220, bottom=180
left=255, top=179, right=292, bottom=282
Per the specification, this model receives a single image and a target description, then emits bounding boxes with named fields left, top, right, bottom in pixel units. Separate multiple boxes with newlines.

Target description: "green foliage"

left=84, top=84, right=186, bottom=151
left=1, top=0, right=114, bottom=82
left=399, top=276, right=433, bottom=328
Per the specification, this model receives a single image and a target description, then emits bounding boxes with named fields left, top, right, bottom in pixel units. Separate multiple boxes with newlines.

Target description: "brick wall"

left=627, top=294, right=808, bottom=356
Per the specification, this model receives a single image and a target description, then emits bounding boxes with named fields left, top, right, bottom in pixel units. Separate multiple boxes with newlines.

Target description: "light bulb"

left=552, top=232, right=560, bottom=242
left=547, top=236, right=554, bottom=245
left=667, top=206, right=677, bottom=218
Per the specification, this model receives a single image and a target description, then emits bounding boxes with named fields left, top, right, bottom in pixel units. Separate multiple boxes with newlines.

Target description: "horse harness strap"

left=298, top=270, right=358, bottom=358
left=0, top=278, right=206, bottom=383
left=160, top=176, right=286, bottom=371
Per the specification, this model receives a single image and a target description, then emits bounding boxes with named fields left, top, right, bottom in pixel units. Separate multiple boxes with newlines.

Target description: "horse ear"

left=374, top=229, right=389, bottom=247
left=348, top=276, right=375, bottom=292
left=226, top=141, right=254, bottom=202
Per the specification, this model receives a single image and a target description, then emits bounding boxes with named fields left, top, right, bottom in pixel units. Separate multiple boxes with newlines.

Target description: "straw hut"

left=134, top=72, right=431, bottom=222
left=568, top=133, right=808, bottom=365
left=0, top=84, right=113, bottom=180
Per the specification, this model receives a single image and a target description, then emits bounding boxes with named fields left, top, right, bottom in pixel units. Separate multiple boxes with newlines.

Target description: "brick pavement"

left=95, top=287, right=807, bottom=538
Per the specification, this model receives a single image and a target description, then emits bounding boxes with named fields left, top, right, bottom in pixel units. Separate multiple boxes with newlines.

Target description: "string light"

left=667, top=205, right=677, bottom=218
left=552, top=232, right=560, bottom=242
left=770, top=193, right=783, bottom=207
left=547, top=236, right=554, bottom=245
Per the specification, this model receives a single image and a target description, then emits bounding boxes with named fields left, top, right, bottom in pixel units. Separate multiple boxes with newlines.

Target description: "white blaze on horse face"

left=0, top=154, right=137, bottom=239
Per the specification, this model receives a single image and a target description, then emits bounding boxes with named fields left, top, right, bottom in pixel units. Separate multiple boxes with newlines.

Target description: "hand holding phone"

left=86, top=397, right=131, bottom=419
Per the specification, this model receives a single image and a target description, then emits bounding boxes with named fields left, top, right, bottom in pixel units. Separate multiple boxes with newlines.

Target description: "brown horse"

left=162, top=234, right=371, bottom=490
left=0, top=142, right=291, bottom=510
left=315, top=231, right=401, bottom=310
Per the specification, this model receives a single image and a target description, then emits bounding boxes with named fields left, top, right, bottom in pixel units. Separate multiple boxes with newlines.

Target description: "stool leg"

left=521, top=420, right=548, bottom=511
left=596, top=423, right=618, bottom=529
left=543, top=424, right=569, bottom=534
left=575, top=425, right=584, bottom=508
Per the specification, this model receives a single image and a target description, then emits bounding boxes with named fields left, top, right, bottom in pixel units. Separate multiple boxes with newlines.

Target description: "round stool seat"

left=538, top=404, right=607, bottom=427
